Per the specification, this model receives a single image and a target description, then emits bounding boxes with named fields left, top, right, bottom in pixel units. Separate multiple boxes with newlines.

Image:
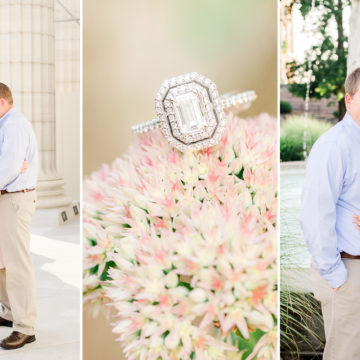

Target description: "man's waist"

left=337, top=202, right=360, bottom=217
left=0, top=188, right=36, bottom=195
left=335, top=212, right=360, bottom=248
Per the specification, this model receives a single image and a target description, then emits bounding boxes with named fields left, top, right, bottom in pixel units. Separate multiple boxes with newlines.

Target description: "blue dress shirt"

left=0, top=107, right=38, bottom=192
left=300, top=113, right=360, bottom=288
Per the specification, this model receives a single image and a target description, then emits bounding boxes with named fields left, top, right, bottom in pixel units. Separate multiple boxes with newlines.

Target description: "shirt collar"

left=0, top=107, right=17, bottom=125
left=344, top=112, right=360, bottom=137
left=0, top=106, right=16, bottom=121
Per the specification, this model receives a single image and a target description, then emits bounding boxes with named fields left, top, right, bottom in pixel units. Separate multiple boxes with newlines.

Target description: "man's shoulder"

left=307, top=122, right=350, bottom=168
left=2, top=109, right=31, bottom=132
left=312, top=121, right=348, bottom=153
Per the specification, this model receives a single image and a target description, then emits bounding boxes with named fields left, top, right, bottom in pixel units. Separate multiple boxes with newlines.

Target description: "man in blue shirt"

left=300, top=67, right=360, bottom=359
left=0, top=83, right=38, bottom=349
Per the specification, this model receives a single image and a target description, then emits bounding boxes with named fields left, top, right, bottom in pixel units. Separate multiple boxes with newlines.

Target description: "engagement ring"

left=131, top=72, right=257, bottom=152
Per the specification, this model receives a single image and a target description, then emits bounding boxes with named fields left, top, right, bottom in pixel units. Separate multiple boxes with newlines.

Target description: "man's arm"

left=0, top=123, right=27, bottom=189
left=300, top=140, right=347, bottom=289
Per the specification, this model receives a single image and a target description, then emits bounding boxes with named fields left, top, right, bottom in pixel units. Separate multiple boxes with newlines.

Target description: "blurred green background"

left=280, top=116, right=332, bottom=161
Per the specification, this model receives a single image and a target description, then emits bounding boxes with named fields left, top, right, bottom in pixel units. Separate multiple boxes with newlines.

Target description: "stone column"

left=0, top=0, right=71, bottom=209
left=54, top=0, right=80, bottom=201
left=348, top=0, right=360, bottom=74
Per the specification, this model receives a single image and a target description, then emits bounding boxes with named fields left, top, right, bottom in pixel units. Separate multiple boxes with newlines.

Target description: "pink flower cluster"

left=83, top=113, right=278, bottom=359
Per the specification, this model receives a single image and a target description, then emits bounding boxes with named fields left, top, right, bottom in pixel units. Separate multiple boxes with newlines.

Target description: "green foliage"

left=99, top=260, right=117, bottom=281
left=287, top=40, right=347, bottom=103
left=280, top=116, right=332, bottom=161
left=286, top=0, right=351, bottom=120
left=228, top=328, right=266, bottom=360
left=280, top=100, right=293, bottom=114
left=87, top=237, right=97, bottom=246
left=89, top=264, right=99, bottom=275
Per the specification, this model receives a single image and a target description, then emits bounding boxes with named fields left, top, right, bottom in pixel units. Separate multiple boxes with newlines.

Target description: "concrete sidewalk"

left=0, top=218, right=80, bottom=359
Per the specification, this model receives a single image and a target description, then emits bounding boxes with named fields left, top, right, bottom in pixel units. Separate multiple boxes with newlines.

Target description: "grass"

left=280, top=240, right=324, bottom=358
left=280, top=285, right=324, bottom=358
left=280, top=116, right=332, bottom=161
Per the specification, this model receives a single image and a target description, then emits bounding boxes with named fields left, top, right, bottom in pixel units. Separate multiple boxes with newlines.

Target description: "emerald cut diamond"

left=174, top=92, right=206, bottom=134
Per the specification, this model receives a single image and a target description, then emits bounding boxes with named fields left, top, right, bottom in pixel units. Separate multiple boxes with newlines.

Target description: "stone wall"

left=281, top=85, right=337, bottom=121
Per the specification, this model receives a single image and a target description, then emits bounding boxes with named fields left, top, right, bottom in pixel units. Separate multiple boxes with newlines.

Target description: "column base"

left=36, top=177, right=72, bottom=209
left=32, top=201, right=80, bottom=228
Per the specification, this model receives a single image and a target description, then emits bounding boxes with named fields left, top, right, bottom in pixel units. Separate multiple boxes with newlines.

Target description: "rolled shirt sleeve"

left=0, top=122, right=27, bottom=190
left=300, top=140, right=347, bottom=289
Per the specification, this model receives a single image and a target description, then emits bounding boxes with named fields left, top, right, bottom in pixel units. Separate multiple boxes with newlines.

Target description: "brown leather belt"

left=341, top=251, right=360, bottom=260
left=0, top=188, right=35, bottom=195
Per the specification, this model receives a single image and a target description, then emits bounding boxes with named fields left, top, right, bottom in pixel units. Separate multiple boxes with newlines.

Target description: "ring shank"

left=131, top=90, right=256, bottom=134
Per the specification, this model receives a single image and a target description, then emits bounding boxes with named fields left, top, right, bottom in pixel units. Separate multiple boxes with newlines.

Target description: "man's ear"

left=345, top=93, right=352, bottom=108
left=0, top=98, right=5, bottom=106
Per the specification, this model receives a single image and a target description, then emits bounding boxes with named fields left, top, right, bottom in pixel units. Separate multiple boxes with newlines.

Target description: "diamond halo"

left=132, top=72, right=256, bottom=152
left=155, top=72, right=225, bottom=152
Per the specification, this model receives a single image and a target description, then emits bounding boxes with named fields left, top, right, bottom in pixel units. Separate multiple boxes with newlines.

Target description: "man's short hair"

left=0, top=83, right=13, bottom=105
left=345, top=67, right=360, bottom=98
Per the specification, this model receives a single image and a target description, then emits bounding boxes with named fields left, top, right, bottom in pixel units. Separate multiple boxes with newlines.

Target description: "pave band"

left=131, top=72, right=257, bottom=152
left=132, top=91, right=257, bottom=135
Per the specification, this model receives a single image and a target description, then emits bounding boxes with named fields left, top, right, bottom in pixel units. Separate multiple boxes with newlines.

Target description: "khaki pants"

left=312, top=259, right=360, bottom=360
left=0, top=191, right=37, bottom=336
